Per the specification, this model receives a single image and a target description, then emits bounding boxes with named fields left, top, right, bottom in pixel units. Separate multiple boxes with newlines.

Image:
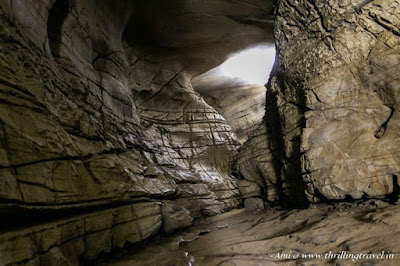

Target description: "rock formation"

left=2, top=0, right=400, bottom=264
left=237, top=0, right=400, bottom=206
left=100, top=200, right=400, bottom=265
left=0, top=0, right=273, bottom=264
left=192, top=65, right=268, bottom=144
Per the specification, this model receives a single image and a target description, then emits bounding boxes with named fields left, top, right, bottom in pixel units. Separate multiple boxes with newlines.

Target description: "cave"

left=1, top=0, right=400, bottom=265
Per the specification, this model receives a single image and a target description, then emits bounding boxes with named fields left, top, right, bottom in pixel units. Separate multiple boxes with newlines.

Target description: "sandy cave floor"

left=97, top=201, right=400, bottom=266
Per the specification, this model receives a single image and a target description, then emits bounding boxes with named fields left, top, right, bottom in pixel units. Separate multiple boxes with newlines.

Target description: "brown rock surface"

left=0, top=0, right=273, bottom=263
left=99, top=202, right=400, bottom=265
left=3, top=0, right=400, bottom=264
left=236, top=122, right=281, bottom=204
left=273, top=0, right=400, bottom=202
left=0, top=202, right=162, bottom=265
left=236, top=0, right=400, bottom=205
left=161, top=201, right=193, bottom=233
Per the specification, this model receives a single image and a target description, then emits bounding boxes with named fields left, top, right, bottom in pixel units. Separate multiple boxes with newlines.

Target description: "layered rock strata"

left=192, top=71, right=267, bottom=144
left=0, top=0, right=274, bottom=263
left=195, top=84, right=266, bottom=144
left=1, top=202, right=161, bottom=265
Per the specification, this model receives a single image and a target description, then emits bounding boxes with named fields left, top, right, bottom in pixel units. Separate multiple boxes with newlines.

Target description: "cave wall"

left=201, top=84, right=266, bottom=144
left=0, top=0, right=274, bottom=264
left=237, top=0, right=400, bottom=206
left=5, top=0, right=398, bottom=263
left=192, top=76, right=267, bottom=144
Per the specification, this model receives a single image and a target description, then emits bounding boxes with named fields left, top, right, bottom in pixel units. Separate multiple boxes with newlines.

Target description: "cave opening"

left=193, top=44, right=276, bottom=88
left=192, top=44, right=276, bottom=144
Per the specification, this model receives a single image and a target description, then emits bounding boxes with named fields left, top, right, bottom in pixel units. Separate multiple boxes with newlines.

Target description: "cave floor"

left=98, top=201, right=400, bottom=266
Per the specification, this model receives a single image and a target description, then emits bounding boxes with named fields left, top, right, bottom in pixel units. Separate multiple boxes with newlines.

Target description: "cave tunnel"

left=1, top=0, right=400, bottom=265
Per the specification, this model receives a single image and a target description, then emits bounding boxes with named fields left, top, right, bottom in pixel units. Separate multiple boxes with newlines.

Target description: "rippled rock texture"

left=237, top=0, right=400, bottom=206
left=192, top=75, right=267, bottom=144
left=3, top=0, right=400, bottom=264
left=0, top=0, right=274, bottom=264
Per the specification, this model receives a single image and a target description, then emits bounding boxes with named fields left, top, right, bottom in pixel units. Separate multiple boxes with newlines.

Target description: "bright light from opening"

left=219, top=45, right=276, bottom=85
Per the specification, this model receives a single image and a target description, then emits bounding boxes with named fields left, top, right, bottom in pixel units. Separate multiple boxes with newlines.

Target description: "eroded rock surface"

left=192, top=73, right=267, bottom=144
left=275, top=0, right=400, bottom=202
left=0, top=0, right=274, bottom=263
left=99, top=202, right=400, bottom=265
left=236, top=122, right=282, bottom=205
left=237, top=0, right=400, bottom=205
left=3, top=0, right=400, bottom=264
left=1, top=202, right=162, bottom=265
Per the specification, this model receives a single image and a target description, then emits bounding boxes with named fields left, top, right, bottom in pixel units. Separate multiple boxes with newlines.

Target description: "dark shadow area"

left=47, top=0, right=72, bottom=57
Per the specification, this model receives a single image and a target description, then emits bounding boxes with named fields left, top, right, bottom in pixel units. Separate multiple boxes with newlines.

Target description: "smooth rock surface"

left=99, top=202, right=400, bottom=265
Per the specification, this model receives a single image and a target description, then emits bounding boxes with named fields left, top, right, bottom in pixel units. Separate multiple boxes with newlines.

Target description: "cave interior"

left=1, top=0, right=400, bottom=265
